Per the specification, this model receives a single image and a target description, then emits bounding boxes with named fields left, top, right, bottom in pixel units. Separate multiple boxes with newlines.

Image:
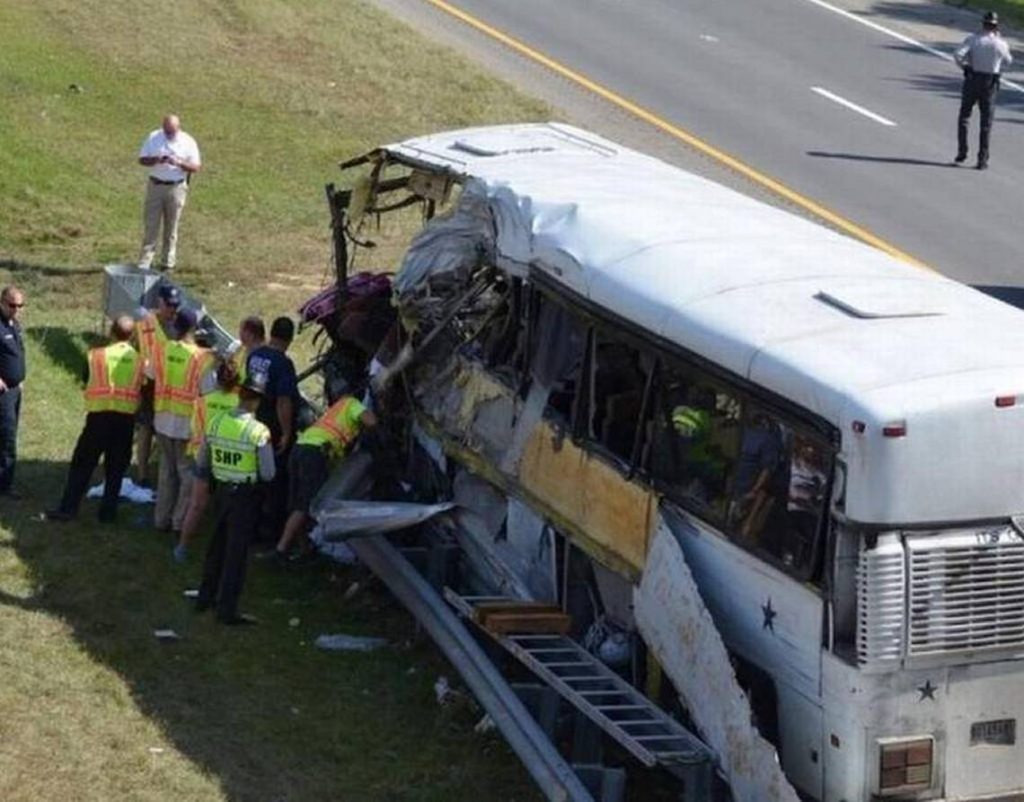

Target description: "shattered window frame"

left=521, top=274, right=837, bottom=584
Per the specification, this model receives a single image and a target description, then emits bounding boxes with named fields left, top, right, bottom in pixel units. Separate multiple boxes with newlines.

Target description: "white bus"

left=339, top=123, right=1024, bottom=801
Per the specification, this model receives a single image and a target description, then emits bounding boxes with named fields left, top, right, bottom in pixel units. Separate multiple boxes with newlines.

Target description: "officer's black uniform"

left=958, top=71, right=1000, bottom=167
left=0, top=307, right=26, bottom=494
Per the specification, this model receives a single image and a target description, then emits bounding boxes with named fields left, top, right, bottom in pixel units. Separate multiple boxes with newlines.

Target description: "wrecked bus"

left=328, top=123, right=1024, bottom=802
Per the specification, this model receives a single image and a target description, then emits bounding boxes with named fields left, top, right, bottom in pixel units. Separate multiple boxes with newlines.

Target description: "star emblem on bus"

left=762, top=598, right=777, bottom=633
left=918, top=680, right=937, bottom=701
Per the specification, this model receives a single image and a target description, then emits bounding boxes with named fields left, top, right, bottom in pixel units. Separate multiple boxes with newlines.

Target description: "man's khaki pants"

left=139, top=179, right=188, bottom=269
left=155, top=434, right=193, bottom=531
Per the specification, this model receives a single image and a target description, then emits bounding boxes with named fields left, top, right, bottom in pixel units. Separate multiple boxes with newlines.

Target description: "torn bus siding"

left=517, top=423, right=654, bottom=575
left=637, top=521, right=801, bottom=802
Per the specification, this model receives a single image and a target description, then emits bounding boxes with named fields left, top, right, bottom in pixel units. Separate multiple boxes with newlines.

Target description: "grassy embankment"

left=0, top=1, right=549, bottom=800
left=946, top=0, right=1024, bottom=27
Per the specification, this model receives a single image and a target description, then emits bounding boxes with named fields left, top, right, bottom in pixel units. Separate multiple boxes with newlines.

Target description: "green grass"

left=945, top=0, right=1024, bottom=28
left=0, top=0, right=549, bottom=799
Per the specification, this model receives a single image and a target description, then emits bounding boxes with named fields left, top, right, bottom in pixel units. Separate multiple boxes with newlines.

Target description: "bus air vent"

left=856, top=533, right=905, bottom=668
left=906, top=527, right=1024, bottom=660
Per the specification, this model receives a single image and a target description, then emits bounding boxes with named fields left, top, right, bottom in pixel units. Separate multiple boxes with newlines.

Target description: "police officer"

left=0, top=286, right=26, bottom=498
left=173, top=360, right=241, bottom=562
left=47, top=317, right=144, bottom=523
left=193, top=375, right=275, bottom=625
left=954, top=11, right=1013, bottom=170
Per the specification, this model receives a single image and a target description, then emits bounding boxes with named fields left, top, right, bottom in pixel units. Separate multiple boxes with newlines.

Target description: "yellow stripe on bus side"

left=423, top=0, right=929, bottom=270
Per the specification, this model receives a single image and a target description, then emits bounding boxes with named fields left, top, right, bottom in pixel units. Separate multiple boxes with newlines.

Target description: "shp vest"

left=205, top=411, right=269, bottom=484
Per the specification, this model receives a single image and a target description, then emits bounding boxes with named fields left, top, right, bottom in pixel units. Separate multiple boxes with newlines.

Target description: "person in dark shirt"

left=0, top=286, right=27, bottom=498
left=245, top=316, right=297, bottom=540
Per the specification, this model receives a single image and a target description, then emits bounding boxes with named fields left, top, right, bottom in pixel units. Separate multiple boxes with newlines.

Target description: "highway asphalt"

left=395, top=0, right=1024, bottom=288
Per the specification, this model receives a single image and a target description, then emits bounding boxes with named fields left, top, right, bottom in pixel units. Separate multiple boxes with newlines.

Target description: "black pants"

left=57, top=411, right=135, bottom=520
left=258, top=445, right=289, bottom=543
left=958, top=72, right=999, bottom=162
left=0, top=385, right=21, bottom=492
left=199, top=483, right=262, bottom=621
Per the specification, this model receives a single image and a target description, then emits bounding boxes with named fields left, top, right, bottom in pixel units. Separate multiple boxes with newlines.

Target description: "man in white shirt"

left=954, top=11, right=1013, bottom=170
left=138, top=114, right=201, bottom=270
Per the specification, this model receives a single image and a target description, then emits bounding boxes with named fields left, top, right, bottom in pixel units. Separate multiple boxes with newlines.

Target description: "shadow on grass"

left=25, top=326, right=104, bottom=385
left=0, top=258, right=105, bottom=278
left=0, top=459, right=537, bottom=802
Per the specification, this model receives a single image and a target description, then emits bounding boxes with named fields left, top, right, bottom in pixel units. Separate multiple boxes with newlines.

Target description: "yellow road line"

left=423, top=0, right=928, bottom=268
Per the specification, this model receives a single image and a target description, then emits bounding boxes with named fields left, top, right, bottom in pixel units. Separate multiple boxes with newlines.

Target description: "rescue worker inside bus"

left=729, top=411, right=785, bottom=541
left=652, top=381, right=731, bottom=510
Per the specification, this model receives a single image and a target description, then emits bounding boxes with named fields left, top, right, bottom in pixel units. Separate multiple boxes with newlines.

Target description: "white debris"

left=434, top=675, right=452, bottom=705
left=153, top=629, right=180, bottom=641
left=474, top=714, right=496, bottom=734
left=288, top=617, right=300, bottom=628
left=314, top=633, right=387, bottom=652
left=86, top=477, right=154, bottom=504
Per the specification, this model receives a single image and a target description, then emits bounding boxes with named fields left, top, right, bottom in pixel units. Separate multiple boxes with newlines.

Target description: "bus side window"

left=530, top=295, right=587, bottom=423
left=586, top=333, right=648, bottom=464
left=727, top=408, right=831, bottom=579
left=650, top=366, right=741, bottom=519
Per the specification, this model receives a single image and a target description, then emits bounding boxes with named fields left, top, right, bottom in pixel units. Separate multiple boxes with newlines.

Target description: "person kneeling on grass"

left=272, top=394, right=377, bottom=566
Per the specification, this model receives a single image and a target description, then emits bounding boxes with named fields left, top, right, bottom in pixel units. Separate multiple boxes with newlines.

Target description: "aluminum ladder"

left=446, top=591, right=714, bottom=796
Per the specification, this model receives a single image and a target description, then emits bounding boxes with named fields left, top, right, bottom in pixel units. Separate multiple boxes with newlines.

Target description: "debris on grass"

left=153, top=629, right=180, bottom=642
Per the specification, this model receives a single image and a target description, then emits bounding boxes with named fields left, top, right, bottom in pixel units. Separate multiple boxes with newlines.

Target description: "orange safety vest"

left=188, top=387, right=240, bottom=457
left=83, top=341, right=145, bottom=414
left=152, top=339, right=209, bottom=419
left=137, top=311, right=170, bottom=367
left=297, top=396, right=365, bottom=459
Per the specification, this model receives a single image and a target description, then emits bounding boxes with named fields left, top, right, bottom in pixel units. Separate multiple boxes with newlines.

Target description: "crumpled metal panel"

left=315, top=499, right=455, bottom=541
left=635, top=521, right=801, bottom=802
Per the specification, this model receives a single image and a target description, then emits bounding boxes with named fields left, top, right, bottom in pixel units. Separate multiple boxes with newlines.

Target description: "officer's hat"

left=157, top=284, right=182, bottom=307
left=983, top=10, right=999, bottom=27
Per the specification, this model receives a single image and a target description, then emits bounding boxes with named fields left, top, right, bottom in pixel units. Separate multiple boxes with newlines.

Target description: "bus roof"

left=381, top=122, right=1024, bottom=430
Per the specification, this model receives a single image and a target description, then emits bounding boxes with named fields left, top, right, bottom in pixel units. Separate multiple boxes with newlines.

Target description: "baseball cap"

left=158, top=285, right=182, bottom=306
left=984, top=10, right=999, bottom=25
left=174, top=307, right=198, bottom=335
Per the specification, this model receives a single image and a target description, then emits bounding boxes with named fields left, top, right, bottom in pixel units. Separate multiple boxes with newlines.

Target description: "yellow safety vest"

left=205, top=410, right=269, bottom=484
left=137, top=311, right=169, bottom=367
left=153, top=340, right=209, bottom=418
left=297, top=396, right=365, bottom=459
left=188, top=388, right=240, bottom=458
left=83, top=342, right=145, bottom=414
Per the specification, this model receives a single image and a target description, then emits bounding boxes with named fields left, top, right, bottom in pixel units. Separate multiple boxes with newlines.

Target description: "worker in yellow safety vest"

left=192, top=374, right=275, bottom=625
left=270, top=395, right=377, bottom=565
left=133, top=283, right=180, bottom=487
left=173, top=360, right=242, bottom=562
left=150, top=306, right=213, bottom=533
left=47, top=316, right=144, bottom=523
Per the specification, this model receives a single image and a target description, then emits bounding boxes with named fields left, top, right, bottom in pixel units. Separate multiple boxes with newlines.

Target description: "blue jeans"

left=0, top=385, right=21, bottom=492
